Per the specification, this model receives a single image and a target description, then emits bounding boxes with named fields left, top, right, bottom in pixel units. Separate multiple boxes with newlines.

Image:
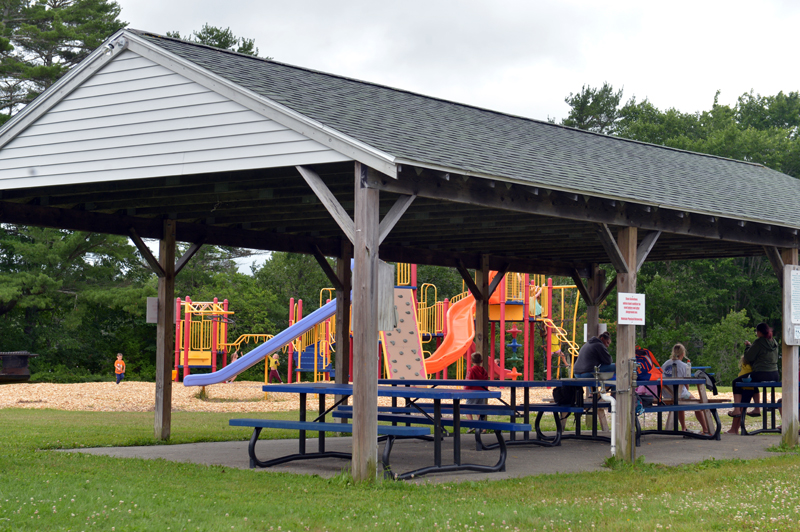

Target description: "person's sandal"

left=727, top=412, right=741, bottom=418
left=747, top=410, right=761, bottom=417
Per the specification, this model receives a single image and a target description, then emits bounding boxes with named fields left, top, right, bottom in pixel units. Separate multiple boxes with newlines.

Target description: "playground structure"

left=179, top=264, right=585, bottom=387
left=412, top=268, right=582, bottom=381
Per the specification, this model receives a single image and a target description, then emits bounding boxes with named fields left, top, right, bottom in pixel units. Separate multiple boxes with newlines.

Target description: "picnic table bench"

left=229, top=418, right=430, bottom=478
left=635, top=402, right=728, bottom=445
left=732, top=380, right=783, bottom=435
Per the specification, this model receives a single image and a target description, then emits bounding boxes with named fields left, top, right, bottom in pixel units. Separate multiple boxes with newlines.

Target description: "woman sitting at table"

left=727, top=322, right=779, bottom=435
left=661, top=343, right=710, bottom=436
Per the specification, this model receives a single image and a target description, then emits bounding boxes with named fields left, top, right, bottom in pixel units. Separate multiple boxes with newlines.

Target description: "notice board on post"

left=783, top=265, right=800, bottom=345
left=617, top=292, right=645, bottom=326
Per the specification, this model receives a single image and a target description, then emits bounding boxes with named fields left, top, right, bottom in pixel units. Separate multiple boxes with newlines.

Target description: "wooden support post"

left=155, top=219, right=176, bottom=441
left=475, top=255, right=491, bottom=374
left=333, top=240, right=352, bottom=420
left=351, top=162, right=380, bottom=482
left=336, top=241, right=353, bottom=388
left=781, top=248, right=799, bottom=446
left=586, top=265, right=606, bottom=339
left=615, top=227, right=637, bottom=462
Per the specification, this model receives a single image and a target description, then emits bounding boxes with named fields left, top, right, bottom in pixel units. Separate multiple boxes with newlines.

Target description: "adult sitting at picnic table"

left=661, top=343, right=711, bottom=436
left=573, top=331, right=614, bottom=378
left=727, top=322, right=779, bottom=435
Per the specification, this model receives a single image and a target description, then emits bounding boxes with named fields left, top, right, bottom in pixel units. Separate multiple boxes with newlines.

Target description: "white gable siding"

left=0, top=50, right=351, bottom=190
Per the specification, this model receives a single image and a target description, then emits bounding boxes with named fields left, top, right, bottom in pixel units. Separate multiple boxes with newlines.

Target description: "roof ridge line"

left=131, top=30, right=774, bottom=172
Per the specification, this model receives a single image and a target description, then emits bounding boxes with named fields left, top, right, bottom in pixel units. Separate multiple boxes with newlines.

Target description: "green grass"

left=3, top=408, right=800, bottom=531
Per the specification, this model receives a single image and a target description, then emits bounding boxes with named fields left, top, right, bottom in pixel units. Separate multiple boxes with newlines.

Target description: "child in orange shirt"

left=114, top=353, right=125, bottom=384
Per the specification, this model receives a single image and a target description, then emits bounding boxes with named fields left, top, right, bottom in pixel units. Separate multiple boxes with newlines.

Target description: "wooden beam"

left=129, top=227, right=166, bottom=278
left=456, top=260, right=483, bottom=301
left=378, top=194, right=416, bottom=244
left=174, top=240, right=204, bottom=276
left=475, top=255, right=490, bottom=371
left=765, top=246, right=785, bottom=287
left=586, top=265, right=605, bottom=339
left=351, top=162, right=380, bottom=481
left=596, top=274, right=617, bottom=306
left=365, top=167, right=800, bottom=249
left=381, top=244, right=590, bottom=278
left=616, top=226, right=637, bottom=462
left=636, top=231, right=661, bottom=271
left=312, top=245, right=344, bottom=292
left=781, top=248, right=799, bottom=447
left=595, top=224, right=629, bottom=274
left=155, top=219, right=176, bottom=441
left=296, top=165, right=355, bottom=244
left=487, top=262, right=510, bottom=298
left=335, top=240, right=352, bottom=392
left=0, top=201, right=343, bottom=258
left=571, top=269, right=593, bottom=305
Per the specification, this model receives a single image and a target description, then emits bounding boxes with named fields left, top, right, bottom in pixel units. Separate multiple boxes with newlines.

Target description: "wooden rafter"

left=378, top=194, right=416, bottom=244
left=595, top=224, right=629, bottom=274
left=296, top=165, right=355, bottom=244
left=129, top=227, right=165, bottom=278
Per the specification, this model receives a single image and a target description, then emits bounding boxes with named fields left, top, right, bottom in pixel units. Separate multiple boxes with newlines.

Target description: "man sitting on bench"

left=574, top=331, right=615, bottom=378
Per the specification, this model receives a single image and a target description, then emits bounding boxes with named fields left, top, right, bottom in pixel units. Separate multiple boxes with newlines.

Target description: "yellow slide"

left=423, top=294, right=475, bottom=374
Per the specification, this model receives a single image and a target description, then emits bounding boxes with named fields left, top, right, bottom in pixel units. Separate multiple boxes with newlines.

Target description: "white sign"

left=792, top=269, right=800, bottom=324
left=583, top=323, right=608, bottom=343
left=618, top=293, right=645, bottom=325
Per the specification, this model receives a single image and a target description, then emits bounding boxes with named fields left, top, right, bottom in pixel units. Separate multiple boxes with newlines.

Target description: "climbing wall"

left=381, top=288, right=427, bottom=380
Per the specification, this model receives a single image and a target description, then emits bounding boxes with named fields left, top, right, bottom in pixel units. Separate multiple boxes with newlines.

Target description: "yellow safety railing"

left=504, top=272, right=526, bottom=302
left=396, top=263, right=411, bottom=286
left=417, top=283, right=439, bottom=336
left=222, top=334, right=275, bottom=352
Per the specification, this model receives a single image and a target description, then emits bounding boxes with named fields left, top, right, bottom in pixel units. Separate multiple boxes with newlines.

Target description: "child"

left=267, top=353, right=283, bottom=384
left=465, top=352, right=489, bottom=431
left=114, top=353, right=125, bottom=384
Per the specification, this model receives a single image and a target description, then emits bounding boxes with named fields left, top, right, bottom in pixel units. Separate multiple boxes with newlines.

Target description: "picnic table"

left=380, top=378, right=574, bottom=447
left=567, top=377, right=725, bottom=444
left=233, top=382, right=513, bottom=480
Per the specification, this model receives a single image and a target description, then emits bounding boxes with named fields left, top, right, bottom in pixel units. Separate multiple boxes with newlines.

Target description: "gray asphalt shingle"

left=135, top=31, right=800, bottom=229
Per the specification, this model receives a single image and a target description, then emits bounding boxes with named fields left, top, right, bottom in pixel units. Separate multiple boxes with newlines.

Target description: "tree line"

left=0, top=3, right=796, bottom=384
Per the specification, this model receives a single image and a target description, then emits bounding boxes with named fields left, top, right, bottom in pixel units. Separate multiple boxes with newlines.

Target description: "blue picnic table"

left=236, top=382, right=508, bottom=479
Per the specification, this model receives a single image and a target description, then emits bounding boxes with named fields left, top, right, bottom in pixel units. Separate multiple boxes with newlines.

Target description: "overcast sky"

left=117, top=0, right=799, bottom=122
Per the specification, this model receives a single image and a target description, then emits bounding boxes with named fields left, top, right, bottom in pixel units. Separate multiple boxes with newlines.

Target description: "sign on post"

left=617, top=293, right=645, bottom=325
left=783, top=265, right=800, bottom=345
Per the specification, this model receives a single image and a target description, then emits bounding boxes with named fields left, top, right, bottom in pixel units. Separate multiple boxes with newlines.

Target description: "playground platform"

left=66, top=431, right=780, bottom=484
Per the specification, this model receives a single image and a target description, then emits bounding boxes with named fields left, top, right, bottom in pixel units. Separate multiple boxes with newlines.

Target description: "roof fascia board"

left=395, top=158, right=800, bottom=232
left=0, top=30, right=130, bottom=151
left=124, top=32, right=398, bottom=178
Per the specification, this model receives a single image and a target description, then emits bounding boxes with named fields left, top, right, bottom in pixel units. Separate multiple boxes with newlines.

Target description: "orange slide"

left=423, top=294, right=475, bottom=374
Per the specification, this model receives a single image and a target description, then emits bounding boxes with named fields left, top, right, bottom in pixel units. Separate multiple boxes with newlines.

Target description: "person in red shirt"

left=465, top=352, right=490, bottom=430
left=114, top=353, right=125, bottom=384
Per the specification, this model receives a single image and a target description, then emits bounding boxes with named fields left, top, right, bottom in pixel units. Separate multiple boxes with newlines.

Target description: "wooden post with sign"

left=616, top=227, right=637, bottom=462
left=782, top=254, right=800, bottom=446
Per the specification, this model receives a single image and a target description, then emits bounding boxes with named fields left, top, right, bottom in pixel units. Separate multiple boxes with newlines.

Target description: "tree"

left=561, top=82, right=623, bottom=134
left=166, top=24, right=262, bottom=57
left=0, top=0, right=126, bottom=122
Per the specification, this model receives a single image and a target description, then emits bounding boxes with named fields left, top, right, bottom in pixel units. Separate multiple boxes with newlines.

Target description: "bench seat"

left=636, top=402, right=728, bottom=445
left=229, top=418, right=430, bottom=477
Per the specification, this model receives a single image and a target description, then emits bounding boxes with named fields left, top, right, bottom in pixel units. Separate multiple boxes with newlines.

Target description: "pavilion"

left=0, top=29, right=798, bottom=480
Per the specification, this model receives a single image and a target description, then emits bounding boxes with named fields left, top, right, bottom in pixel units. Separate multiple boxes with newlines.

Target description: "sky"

left=117, top=0, right=800, bottom=123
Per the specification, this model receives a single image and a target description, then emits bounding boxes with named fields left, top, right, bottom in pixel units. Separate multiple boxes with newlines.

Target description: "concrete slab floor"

left=65, top=431, right=783, bottom=484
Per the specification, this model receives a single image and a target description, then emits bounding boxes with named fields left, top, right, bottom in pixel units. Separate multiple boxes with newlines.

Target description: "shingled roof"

left=135, top=30, right=800, bottom=230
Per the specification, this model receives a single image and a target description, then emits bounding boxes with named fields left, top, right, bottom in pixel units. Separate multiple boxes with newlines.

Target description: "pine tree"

left=0, top=0, right=126, bottom=123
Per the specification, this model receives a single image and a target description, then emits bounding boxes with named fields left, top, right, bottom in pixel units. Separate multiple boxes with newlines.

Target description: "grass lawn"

left=2, top=408, right=800, bottom=531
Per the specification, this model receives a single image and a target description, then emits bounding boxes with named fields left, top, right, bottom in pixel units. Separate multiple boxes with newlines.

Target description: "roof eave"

left=394, top=157, right=800, bottom=232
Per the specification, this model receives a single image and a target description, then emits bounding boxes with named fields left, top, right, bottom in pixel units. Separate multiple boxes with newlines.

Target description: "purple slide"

left=182, top=299, right=337, bottom=387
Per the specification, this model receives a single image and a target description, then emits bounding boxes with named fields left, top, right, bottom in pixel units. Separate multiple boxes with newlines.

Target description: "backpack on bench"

left=553, top=385, right=581, bottom=406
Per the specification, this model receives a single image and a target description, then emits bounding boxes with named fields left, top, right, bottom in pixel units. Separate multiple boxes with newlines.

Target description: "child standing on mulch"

left=114, top=353, right=125, bottom=384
